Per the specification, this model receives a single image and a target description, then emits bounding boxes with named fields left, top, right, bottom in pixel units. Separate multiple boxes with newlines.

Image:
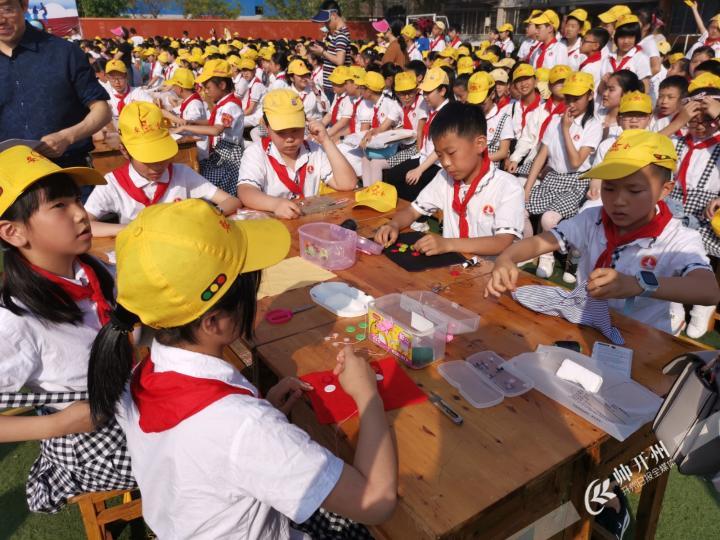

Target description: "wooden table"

left=91, top=137, right=200, bottom=175
left=90, top=196, right=692, bottom=539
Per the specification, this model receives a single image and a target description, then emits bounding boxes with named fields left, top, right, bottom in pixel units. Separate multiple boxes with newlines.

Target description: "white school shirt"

left=237, top=140, right=333, bottom=198
left=412, top=166, right=524, bottom=239
left=331, top=93, right=353, bottom=122
left=686, top=31, right=720, bottom=59
left=0, top=263, right=104, bottom=409
left=485, top=105, right=514, bottom=149
left=402, top=94, right=429, bottom=131
left=509, top=94, right=544, bottom=139
left=418, top=99, right=449, bottom=162
left=509, top=103, right=551, bottom=163
left=176, top=93, right=207, bottom=122
left=600, top=48, right=652, bottom=81
left=518, top=38, right=537, bottom=62
left=148, top=61, right=165, bottom=86
left=639, top=34, right=660, bottom=60
left=311, top=66, right=323, bottom=90
left=579, top=55, right=604, bottom=96
left=429, top=35, right=446, bottom=52
left=116, top=341, right=343, bottom=540
left=293, top=86, right=321, bottom=121
left=107, top=87, right=153, bottom=119
left=233, top=74, right=249, bottom=100
left=649, top=66, right=667, bottom=106
left=565, top=39, right=583, bottom=70
left=650, top=114, right=673, bottom=133
left=86, top=163, right=218, bottom=224
left=407, top=42, right=423, bottom=62
left=369, top=95, right=403, bottom=128
left=269, top=72, right=289, bottom=90
left=529, top=40, right=568, bottom=69
left=212, top=94, right=245, bottom=145
left=552, top=207, right=712, bottom=335
left=352, top=98, right=374, bottom=133
left=243, top=78, right=267, bottom=111
left=541, top=115, right=602, bottom=173
left=671, top=134, right=720, bottom=193
left=499, top=38, right=515, bottom=56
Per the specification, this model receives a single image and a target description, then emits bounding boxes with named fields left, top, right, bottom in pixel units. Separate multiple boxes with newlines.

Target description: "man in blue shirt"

left=1, top=0, right=110, bottom=167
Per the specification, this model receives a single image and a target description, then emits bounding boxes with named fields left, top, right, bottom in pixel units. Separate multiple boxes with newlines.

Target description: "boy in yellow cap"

left=528, top=10, right=568, bottom=69
left=665, top=73, right=720, bottom=336
left=383, top=67, right=451, bottom=201
left=467, top=72, right=513, bottom=163
left=162, top=67, right=207, bottom=125
left=103, top=59, right=153, bottom=121
left=486, top=129, right=719, bottom=336
left=375, top=101, right=524, bottom=257
left=174, top=60, right=245, bottom=195
left=237, top=89, right=357, bottom=219
left=86, top=102, right=239, bottom=237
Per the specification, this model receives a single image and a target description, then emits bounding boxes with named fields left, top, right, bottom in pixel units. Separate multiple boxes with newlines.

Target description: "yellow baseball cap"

left=263, top=89, right=306, bottom=131
left=615, top=14, right=640, bottom=29
left=238, top=58, right=256, bottom=71
left=434, top=21, right=446, bottom=31
left=580, top=129, right=677, bottom=180
left=498, top=23, right=514, bottom=33
left=493, top=57, right=515, bottom=69
left=549, top=64, right=572, bottom=84
left=598, top=5, right=632, bottom=24
left=328, top=66, right=350, bottom=85
left=364, top=71, right=385, bottom=93
left=524, top=9, right=543, bottom=23
left=203, top=45, right=220, bottom=57
left=243, top=49, right=259, bottom=61
left=118, top=102, right=178, bottom=163
left=657, top=40, right=671, bottom=55
left=288, top=59, right=310, bottom=76
left=143, top=48, right=157, bottom=57
left=115, top=199, right=290, bottom=329
left=668, top=52, right=685, bottom=65
left=440, top=47, right=458, bottom=59
left=258, top=47, right=273, bottom=60
left=353, top=182, right=397, bottom=212
left=227, top=55, right=241, bottom=68
left=419, top=67, right=450, bottom=92
left=457, top=56, right=474, bottom=75
left=535, top=67, right=550, bottom=82
left=561, top=71, right=594, bottom=96
left=218, top=44, right=230, bottom=55
left=158, top=51, right=170, bottom=64
left=467, top=72, right=495, bottom=104
left=170, top=40, right=180, bottom=49
left=568, top=8, right=589, bottom=22
left=195, top=59, right=232, bottom=83
left=688, top=72, right=720, bottom=93
left=619, top=91, right=652, bottom=114
left=105, top=59, right=127, bottom=74
left=394, top=71, right=417, bottom=92
left=0, top=145, right=105, bottom=217
left=164, top=67, right=196, bottom=90
left=512, top=63, right=535, bottom=81
left=401, top=24, right=417, bottom=39
left=477, top=39, right=491, bottom=52
left=457, top=46, right=471, bottom=57
left=349, top=66, right=366, bottom=84
left=477, top=51, right=499, bottom=64
left=531, top=10, right=560, bottom=30
left=490, top=68, right=509, bottom=84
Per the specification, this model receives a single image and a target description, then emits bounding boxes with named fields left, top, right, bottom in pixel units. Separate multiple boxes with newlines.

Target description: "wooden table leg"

left=633, top=468, right=671, bottom=540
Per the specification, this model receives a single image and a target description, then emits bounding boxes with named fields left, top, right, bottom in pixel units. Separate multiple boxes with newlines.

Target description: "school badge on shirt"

left=641, top=256, right=657, bottom=270
left=221, top=113, right=233, bottom=127
left=483, top=205, right=495, bottom=215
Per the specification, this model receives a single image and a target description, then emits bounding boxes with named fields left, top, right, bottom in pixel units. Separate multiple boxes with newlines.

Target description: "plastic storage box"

left=298, top=222, right=357, bottom=270
left=367, top=293, right=447, bottom=369
left=399, top=291, right=480, bottom=335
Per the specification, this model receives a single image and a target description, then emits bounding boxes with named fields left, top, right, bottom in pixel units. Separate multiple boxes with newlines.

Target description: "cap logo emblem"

left=201, top=274, right=227, bottom=301
left=26, top=152, right=41, bottom=164
left=219, top=218, right=230, bottom=232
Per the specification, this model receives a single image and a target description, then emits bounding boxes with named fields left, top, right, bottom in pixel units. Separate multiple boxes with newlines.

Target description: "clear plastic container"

left=367, top=293, right=447, bottom=369
left=298, top=222, right=357, bottom=270
left=356, top=236, right=383, bottom=255
left=400, top=291, right=480, bottom=335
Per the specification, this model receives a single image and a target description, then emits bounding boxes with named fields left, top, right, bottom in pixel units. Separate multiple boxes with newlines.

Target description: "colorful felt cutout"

left=300, top=356, right=428, bottom=424
left=383, top=231, right=464, bottom=272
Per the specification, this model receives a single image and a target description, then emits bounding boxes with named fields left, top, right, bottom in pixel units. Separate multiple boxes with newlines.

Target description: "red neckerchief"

left=208, top=93, right=243, bottom=148
left=26, top=259, right=111, bottom=326
left=449, top=36, right=461, bottom=48
left=115, top=89, right=130, bottom=115
left=543, top=97, right=560, bottom=113
left=312, top=66, right=322, bottom=80
left=705, top=37, right=720, bottom=46
left=595, top=201, right=673, bottom=269
left=403, top=94, right=421, bottom=129
left=496, top=95, right=511, bottom=111
left=525, top=41, right=541, bottom=62
left=331, top=94, right=346, bottom=124
left=371, top=96, right=384, bottom=129
left=421, top=110, right=438, bottom=150
left=131, top=356, right=255, bottom=433
left=610, top=47, right=639, bottom=72
left=538, top=101, right=567, bottom=141
left=276, top=72, right=286, bottom=81
left=430, top=35, right=445, bottom=50
left=113, top=162, right=173, bottom=206
left=566, top=39, right=581, bottom=57
left=535, top=38, right=557, bottom=68
left=150, top=61, right=156, bottom=75
left=521, top=92, right=542, bottom=129
left=451, top=151, right=491, bottom=238
left=676, top=133, right=720, bottom=202
left=179, top=92, right=202, bottom=118
left=243, top=78, right=261, bottom=109
left=349, top=97, right=363, bottom=134
left=261, top=138, right=309, bottom=199
left=579, top=52, right=602, bottom=70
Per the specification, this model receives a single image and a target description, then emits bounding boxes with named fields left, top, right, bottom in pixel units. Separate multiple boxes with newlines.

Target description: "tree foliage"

left=77, top=0, right=129, bottom=18
left=264, top=0, right=365, bottom=20
left=181, top=0, right=241, bottom=19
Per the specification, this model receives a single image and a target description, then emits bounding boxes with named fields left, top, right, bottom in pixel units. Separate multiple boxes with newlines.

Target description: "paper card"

left=592, top=342, right=633, bottom=378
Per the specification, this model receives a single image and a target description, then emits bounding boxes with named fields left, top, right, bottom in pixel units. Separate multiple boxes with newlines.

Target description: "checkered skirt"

left=527, top=169, right=588, bottom=219
left=293, top=507, right=374, bottom=539
left=387, top=143, right=418, bottom=168
left=516, top=157, right=534, bottom=177
left=487, top=113, right=509, bottom=155
left=200, top=139, right=244, bottom=197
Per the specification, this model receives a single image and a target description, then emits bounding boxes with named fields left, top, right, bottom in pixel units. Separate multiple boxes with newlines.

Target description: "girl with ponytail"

left=0, top=145, right=135, bottom=513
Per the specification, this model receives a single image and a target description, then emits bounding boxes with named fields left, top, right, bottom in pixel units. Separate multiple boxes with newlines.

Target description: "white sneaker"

left=686, top=304, right=717, bottom=339
left=535, top=254, right=555, bottom=279
left=410, top=220, right=430, bottom=233
left=562, top=272, right=577, bottom=284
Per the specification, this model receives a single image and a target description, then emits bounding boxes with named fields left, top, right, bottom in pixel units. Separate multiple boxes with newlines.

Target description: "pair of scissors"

left=265, top=304, right=316, bottom=324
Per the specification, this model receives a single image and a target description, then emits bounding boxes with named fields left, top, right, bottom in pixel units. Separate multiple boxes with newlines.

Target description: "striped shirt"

left=322, top=26, right=352, bottom=91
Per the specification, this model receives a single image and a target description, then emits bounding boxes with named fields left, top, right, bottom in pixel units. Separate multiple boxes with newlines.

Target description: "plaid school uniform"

left=200, top=93, right=245, bottom=196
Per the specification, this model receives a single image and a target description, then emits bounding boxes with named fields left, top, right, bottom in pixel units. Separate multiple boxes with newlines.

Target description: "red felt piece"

left=300, top=356, right=428, bottom=424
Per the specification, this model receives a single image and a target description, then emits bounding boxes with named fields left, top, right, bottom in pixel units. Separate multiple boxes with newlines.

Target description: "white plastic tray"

left=309, top=282, right=374, bottom=318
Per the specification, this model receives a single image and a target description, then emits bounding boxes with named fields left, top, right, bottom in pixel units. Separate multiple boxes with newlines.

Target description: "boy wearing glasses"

left=579, top=27, right=610, bottom=96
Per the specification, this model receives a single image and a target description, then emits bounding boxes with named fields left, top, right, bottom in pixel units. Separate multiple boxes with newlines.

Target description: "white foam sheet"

left=309, top=282, right=374, bottom=318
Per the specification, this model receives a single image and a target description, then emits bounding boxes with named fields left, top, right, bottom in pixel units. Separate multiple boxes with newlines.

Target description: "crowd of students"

left=3, top=2, right=720, bottom=539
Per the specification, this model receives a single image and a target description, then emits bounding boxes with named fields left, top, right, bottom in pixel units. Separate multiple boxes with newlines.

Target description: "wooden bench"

left=68, top=489, right=142, bottom=540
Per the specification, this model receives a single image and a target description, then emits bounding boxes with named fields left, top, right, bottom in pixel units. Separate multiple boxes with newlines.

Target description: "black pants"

left=382, top=158, right=440, bottom=202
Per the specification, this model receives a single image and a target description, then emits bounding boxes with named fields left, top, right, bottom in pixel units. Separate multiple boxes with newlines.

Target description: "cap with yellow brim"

left=419, top=67, right=450, bottom=92
left=467, top=72, right=495, bottom=104
left=0, top=145, right=105, bottom=217
left=118, top=102, right=178, bottom=163
left=353, top=182, right=397, bottom=212
left=263, top=89, right=306, bottom=131
left=116, top=199, right=290, bottom=329
left=195, top=59, right=232, bottom=84
left=618, top=91, right=652, bottom=114
left=561, top=71, right=594, bottom=96
left=580, top=129, right=677, bottom=180
left=164, top=68, right=196, bottom=90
